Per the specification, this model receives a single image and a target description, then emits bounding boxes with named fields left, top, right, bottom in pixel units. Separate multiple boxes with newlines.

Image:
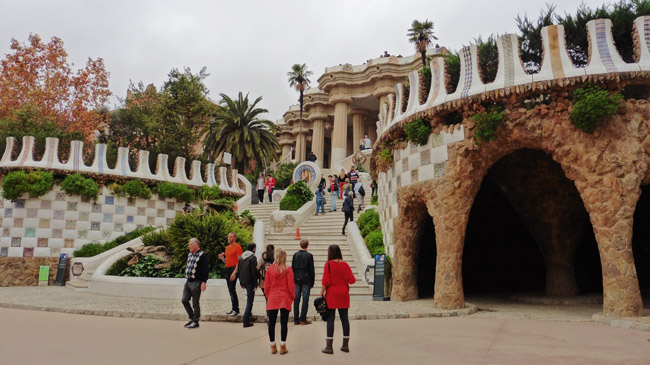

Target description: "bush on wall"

left=123, top=180, right=152, bottom=199
left=279, top=180, right=314, bottom=211
left=73, top=226, right=155, bottom=257
left=155, top=181, right=195, bottom=203
left=61, top=173, right=100, bottom=200
left=1, top=170, right=54, bottom=201
left=404, top=118, right=432, bottom=146
left=472, top=106, right=505, bottom=143
left=570, top=83, right=623, bottom=133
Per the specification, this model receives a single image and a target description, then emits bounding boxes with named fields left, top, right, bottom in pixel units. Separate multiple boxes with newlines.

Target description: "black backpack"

left=358, top=186, right=365, bottom=196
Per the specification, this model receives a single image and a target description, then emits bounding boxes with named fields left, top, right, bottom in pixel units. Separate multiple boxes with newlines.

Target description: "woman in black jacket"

left=341, top=191, right=354, bottom=235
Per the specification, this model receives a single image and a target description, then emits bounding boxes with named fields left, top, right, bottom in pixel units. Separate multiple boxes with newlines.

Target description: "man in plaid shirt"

left=181, top=238, right=209, bottom=329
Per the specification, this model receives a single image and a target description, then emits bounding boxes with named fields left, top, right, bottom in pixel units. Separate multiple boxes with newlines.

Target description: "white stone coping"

left=253, top=219, right=265, bottom=261
left=269, top=199, right=316, bottom=234
left=347, top=221, right=375, bottom=280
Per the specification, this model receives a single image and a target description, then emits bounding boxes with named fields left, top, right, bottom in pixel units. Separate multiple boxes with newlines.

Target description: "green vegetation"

left=239, top=210, right=256, bottom=225
left=273, top=162, right=298, bottom=190
left=155, top=181, right=195, bottom=203
left=279, top=180, right=314, bottom=211
left=370, top=195, right=378, bottom=205
left=442, top=52, right=460, bottom=94
left=358, top=209, right=381, bottom=237
left=404, top=118, right=432, bottom=146
left=197, top=184, right=222, bottom=201
left=141, top=229, right=172, bottom=247
left=472, top=106, right=505, bottom=143
left=0, top=170, right=54, bottom=201
left=475, top=35, right=499, bottom=83
left=570, top=83, right=623, bottom=133
left=123, top=180, right=152, bottom=199
left=60, top=173, right=99, bottom=200
left=73, top=226, right=156, bottom=257
left=407, top=19, right=438, bottom=68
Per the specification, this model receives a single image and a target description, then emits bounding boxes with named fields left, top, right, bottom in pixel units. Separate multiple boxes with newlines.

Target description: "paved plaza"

left=1, top=287, right=650, bottom=363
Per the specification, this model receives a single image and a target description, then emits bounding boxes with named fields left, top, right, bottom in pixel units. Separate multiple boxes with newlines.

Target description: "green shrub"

left=141, top=229, right=172, bottom=247
left=0, top=170, right=54, bottom=201
left=197, top=184, right=221, bottom=201
left=570, top=83, right=623, bottom=133
left=443, top=52, right=461, bottom=94
left=279, top=180, right=313, bottom=211
left=370, top=195, right=378, bottom=205
left=378, top=148, right=393, bottom=164
left=106, top=256, right=130, bottom=276
left=358, top=209, right=381, bottom=237
left=123, top=180, right=152, bottom=199
left=472, top=107, right=505, bottom=143
left=61, top=173, right=99, bottom=200
left=273, top=162, right=298, bottom=190
left=120, top=255, right=164, bottom=277
left=239, top=210, right=256, bottom=226
left=166, top=211, right=252, bottom=278
left=404, top=118, right=432, bottom=146
left=364, top=230, right=385, bottom=256
left=155, top=181, right=195, bottom=203
left=73, top=226, right=155, bottom=257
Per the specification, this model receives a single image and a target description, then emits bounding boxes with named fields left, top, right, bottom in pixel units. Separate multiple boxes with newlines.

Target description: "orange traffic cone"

left=294, top=227, right=301, bottom=240
left=234, top=202, right=238, bottom=212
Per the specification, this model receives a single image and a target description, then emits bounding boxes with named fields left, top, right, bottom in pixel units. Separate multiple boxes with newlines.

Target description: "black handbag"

left=314, top=262, right=330, bottom=314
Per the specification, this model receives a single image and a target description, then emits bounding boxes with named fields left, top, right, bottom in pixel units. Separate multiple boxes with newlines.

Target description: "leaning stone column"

left=330, top=94, right=352, bottom=168
left=351, top=109, right=366, bottom=153
left=580, top=180, right=643, bottom=316
left=391, top=201, right=424, bottom=301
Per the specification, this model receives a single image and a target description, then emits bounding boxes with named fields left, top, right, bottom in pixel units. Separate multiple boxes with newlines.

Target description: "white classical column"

left=351, top=109, right=366, bottom=153
left=330, top=94, right=352, bottom=168
left=311, top=119, right=325, bottom=168
left=296, top=132, right=306, bottom=162
left=281, top=144, right=292, bottom=162
left=368, top=120, right=378, bottom=145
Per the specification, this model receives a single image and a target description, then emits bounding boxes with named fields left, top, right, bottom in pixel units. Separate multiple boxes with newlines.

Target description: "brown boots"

left=322, top=338, right=334, bottom=354
left=280, top=344, right=288, bottom=354
left=270, top=343, right=277, bottom=354
left=341, top=337, right=350, bottom=352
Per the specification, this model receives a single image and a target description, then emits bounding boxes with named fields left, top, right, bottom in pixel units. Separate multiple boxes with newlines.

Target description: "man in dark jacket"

left=235, top=242, right=258, bottom=328
left=181, top=238, right=209, bottom=329
left=342, top=191, right=354, bottom=235
left=292, top=239, right=315, bottom=325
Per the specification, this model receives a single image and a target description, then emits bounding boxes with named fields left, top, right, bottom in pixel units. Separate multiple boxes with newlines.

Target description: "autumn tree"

left=0, top=34, right=111, bottom=141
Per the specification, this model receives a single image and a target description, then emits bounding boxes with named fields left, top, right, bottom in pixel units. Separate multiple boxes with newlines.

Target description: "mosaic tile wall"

left=376, top=126, right=465, bottom=256
left=0, top=186, right=184, bottom=258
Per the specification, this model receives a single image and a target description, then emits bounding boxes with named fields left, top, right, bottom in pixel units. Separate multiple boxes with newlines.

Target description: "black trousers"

left=267, top=308, right=289, bottom=342
left=225, top=266, right=239, bottom=312
left=268, top=188, right=274, bottom=202
left=257, top=189, right=265, bottom=203
left=342, top=211, right=353, bottom=234
left=326, top=308, right=350, bottom=337
left=181, top=280, right=202, bottom=322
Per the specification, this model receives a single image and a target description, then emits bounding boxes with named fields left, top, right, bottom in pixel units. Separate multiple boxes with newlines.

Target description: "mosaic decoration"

left=645, top=17, right=650, bottom=52
left=294, top=164, right=316, bottom=185
left=502, top=37, right=515, bottom=87
left=460, top=47, right=474, bottom=98
left=547, top=26, right=566, bottom=79
left=595, top=19, right=618, bottom=72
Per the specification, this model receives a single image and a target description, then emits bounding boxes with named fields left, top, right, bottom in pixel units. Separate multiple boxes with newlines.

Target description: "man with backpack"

left=354, top=178, right=366, bottom=213
left=292, top=239, right=315, bottom=325
left=234, top=243, right=258, bottom=328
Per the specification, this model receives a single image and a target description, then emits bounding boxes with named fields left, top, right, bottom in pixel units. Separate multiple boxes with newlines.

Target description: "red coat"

left=266, top=177, right=276, bottom=190
left=322, top=260, right=356, bottom=309
left=265, top=264, right=295, bottom=311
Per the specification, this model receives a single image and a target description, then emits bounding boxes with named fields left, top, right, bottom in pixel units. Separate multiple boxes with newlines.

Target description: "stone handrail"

left=0, top=136, right=247, bottom=196
left=347, top=221, right=374, bottom=280
left=377, top=17, right=650, bottom=142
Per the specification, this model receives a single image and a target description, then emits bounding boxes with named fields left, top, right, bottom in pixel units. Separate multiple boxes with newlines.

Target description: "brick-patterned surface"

left=0, top=187, right=185, bottom=257
left=377, top=127, right=464, bottom=255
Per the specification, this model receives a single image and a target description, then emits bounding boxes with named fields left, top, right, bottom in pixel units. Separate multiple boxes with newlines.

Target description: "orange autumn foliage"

left=0, top=34, right=111, bottom=141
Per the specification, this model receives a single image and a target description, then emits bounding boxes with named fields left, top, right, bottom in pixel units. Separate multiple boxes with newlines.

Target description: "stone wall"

left=0, top=257, right=69, bottom=286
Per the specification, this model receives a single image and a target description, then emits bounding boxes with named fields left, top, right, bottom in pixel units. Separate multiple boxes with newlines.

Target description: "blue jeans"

left=293, top=283, right=311, bottom=323
left=316, top=199, right=325, bottom=213
left=242, top=283, right=255, bottom=325
left=330, top=193, right=337, bottom=211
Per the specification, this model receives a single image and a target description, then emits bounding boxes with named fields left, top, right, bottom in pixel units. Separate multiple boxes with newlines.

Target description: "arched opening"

left=633, top=185, right=650, bottom=297
left=463, top=148, right=602, bottom=298
left=411, top=201, right=437, bottom=298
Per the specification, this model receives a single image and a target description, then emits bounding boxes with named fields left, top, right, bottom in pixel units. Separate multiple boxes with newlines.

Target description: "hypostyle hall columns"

left=311, top=119, right=325, bottom=168
left=351, top=109, right=366, bottom=153
left=296, top=132, right=307, bottom=163
left=330, top=94, right=352, bottom=168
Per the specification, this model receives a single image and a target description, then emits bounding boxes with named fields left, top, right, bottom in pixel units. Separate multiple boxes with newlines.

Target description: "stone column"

left=367, top=120, right=378, bottom=147
left=351, top=110, right=366, bottom=153
left=281, top=144, right=292, bottom=162
left=311, top=119, right=325, bottom=168
left=296, top=132, right=306, bottom=163
left=330, top=94, right=352, bottom=168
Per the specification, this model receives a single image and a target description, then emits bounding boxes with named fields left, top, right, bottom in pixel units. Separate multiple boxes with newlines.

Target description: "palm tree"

left=407, top=19, right=438, bottom=67
left=287, top=64, right=313, bottom=157
left=203, top=92, right=279, bottom=172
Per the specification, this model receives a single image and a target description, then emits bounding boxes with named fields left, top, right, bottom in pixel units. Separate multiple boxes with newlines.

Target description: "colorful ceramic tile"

left=41, top=200, right=51, bottom=209
left=11, top=237, right=21, bottom=247
left=23, top=247, right=34, bottom=257
left=53, top=210, right=64, bottom=220
left=167, top=202, right=175, bottom=210
left=595, top=19, right=617, bottom=72
left=67, top=202, right=78, bottom=211
left=115, top=205, right=125, bottom=215
left=15, top=199, right=25, bottom=208
left=90, top=222, right=100, bottom=231
left=3, top=228, right=9, bottom=236
left=80, top=212, right=89, bottom=221
left=0, top=247, right=7, bottom=257
left=102, top=231, right=111, bottom=239
left=25, top=228, right=35, bottom=237
left=431, top=133, right=444, bottom=147
left=402, top=158, right=408, bottom=173
left=434, top=161, right=447, bottom=178
left=105, top=196, right=115, bottom=205
left=167, top=218, right=173, bottom=225
left=81, top=196, right=91, bottom=203
left=103, top=213, right=113, bottom=223
left=137, top=207, right=145, bottom=216
left=127, top=199, right=136, bottom=207
left=27, top=208, right=37, bottom=218
left=78, top=231, right=88, bottom=239
left=147, top=200, right=156, bottom=208
left=64, top=239, right=74, bottom=248
left=52, top=229, right=62, bottom=238
left=127, top=216, right=134, bottom=223
left=503, top=37, right=515, bottom=87
left=136, top=224, right=144, bottom=230
left=55, top=192, right=66, bottom=201
left=147, top=216, right=155, bottom=225
left=39, top=219, right=50, bottom=228
left=4, top=208, right=12, bottom=218
left=420, top=150, right=431, bottom=165
left=157, top=209, right=164, bottom=218
left=411, top=169, right=419, bottom=183
left=92, top=204, right=102, bottom=213
left=37, top=238, right=48, bottom=247
left=14, top=217, right=23, bottom=228
left=114, top=223, right=123, bottom=232
left=65, top=220, right=76, bottom=229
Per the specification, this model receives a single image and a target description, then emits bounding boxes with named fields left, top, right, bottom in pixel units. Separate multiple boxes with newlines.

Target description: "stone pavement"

left=2, top=306, right=650, bottom=364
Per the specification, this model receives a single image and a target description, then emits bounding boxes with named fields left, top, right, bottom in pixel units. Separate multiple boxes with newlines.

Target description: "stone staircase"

left=248, top=191, right=374, bottom=300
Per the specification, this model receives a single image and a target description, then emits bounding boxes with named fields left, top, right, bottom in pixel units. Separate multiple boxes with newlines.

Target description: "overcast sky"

left=0, top=0, right=612, bottom=121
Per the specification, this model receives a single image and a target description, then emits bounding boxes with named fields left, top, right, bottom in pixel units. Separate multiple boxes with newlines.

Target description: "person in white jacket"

left=353, top=179, right=365, bottom=213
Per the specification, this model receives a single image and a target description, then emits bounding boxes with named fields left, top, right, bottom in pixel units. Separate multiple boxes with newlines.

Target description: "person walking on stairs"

left=315, top=185, right=326, bottom=215
left=354, top=178, right=366, bottom=213
left=341, top=191, right=354, bottom=235
left=257, top=244, right=275, bottom=300
left=265, top=248, right=295, bottom=355
left=234, top=242, right=258, bottom=328
left=292, top=239, right=315, bottom=325
left=328, top=175, right=338, bottom=211
left=320, top=244, right=356, bottom=354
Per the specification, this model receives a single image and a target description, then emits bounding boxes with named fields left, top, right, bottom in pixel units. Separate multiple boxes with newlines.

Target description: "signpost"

left=54, top=253, right=68, bottom=286
left=373, top=254, right=387, bottom=301
left=38, top=266, right=49, bottom=286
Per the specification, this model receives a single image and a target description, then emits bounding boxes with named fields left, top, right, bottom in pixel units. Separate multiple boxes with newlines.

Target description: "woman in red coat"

left=265, top=247, right=295, bottom=355
left=319, top=244, right=356, bottom=354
